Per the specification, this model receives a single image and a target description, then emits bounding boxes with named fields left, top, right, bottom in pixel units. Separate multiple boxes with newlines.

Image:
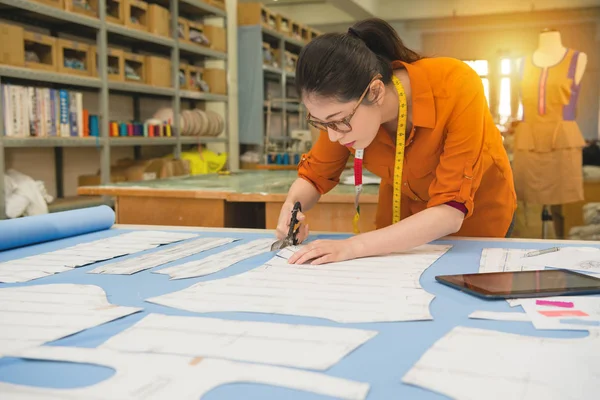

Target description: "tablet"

left=435, top=269, right=600, bottom=300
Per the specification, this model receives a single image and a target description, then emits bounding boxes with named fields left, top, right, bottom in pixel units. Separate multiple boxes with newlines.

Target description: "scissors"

left=270, top=201, right=302, bottom=251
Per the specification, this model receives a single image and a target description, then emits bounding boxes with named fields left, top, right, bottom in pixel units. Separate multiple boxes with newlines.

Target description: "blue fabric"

left=0, top=228, right=597, bottom=399
left=0, top=206, right=115, bottom=251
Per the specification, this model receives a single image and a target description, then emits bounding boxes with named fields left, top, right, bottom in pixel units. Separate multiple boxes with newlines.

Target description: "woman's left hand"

left=287, top=239, right=360, bottom=265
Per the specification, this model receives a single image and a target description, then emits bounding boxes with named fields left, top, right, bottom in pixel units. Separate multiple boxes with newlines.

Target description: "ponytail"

left=296, top=18, right=420, bottom=104
left=348, top=18, right=421, bottom=65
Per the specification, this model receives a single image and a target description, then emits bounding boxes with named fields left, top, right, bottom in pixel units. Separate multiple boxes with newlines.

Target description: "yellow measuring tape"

left=391, top=74, right=407, bottom=225
left=352, top=74, right=407, bottom=233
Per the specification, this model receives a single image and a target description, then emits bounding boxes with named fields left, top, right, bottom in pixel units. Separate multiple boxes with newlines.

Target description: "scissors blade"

left=270, top=237, right=293, bottom=251
left=270, top=239, right=285, bottom=251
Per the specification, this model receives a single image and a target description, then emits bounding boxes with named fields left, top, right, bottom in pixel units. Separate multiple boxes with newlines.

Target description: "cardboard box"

left=23, top=32, right=58, bottom=72
left=276, top=14, right=290, bottom=34
left=91, top=46, right=124, bottom=81
left=105, top=0, right=125, bottom=24
left=265, top=10, right=277, bottom=31
left=78, top=158, right=188, bottom=186
left=301, top=25, right=310, bottom=42
left=119, top=158, right=188, bottom=181
left=147, top=4, right=170, bottom=37
left=187, top=21, right=211, bottom=48
left=64, top=0, right=98, bottom=18
left=125, top=0, right=148, bottom=31
left=310, top=28, right=320, bottom=40
left=179, top=63, right=190, bottom=90
left=203, top=68, right=226, bottom=95
left=284, top=51, right=298, bottom=73
left=187, top=65, right=205, bottom=91
left=262, top=42, right=275, bottom=67
left=78, top=167, right=128, bottom=186
left=57, top=38, right=92, bottom=76
left=177, top=17, right=189, bottom=41
left=123, top=52, right=145, bottom=83
left=0, top=23, right=24, bottom=67
left=203, top=25, right=226, bottom=52
left=146, top=55, right=171, bottom=87
left=290, top=21, right=302, bottom=41
left=238, top=2, right=274, bottom=30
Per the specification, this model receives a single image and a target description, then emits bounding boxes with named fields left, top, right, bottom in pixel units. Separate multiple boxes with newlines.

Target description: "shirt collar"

left=392, top=60, right=436, bottom=129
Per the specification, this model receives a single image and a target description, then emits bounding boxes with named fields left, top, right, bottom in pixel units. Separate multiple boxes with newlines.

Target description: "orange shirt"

left=298, top=57, right=517, bottom=237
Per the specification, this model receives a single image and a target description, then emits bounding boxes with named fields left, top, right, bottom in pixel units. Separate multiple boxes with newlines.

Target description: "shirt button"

left=413, top=197, right=418, bottom=201
left=403, top=182, right=407, bottom=186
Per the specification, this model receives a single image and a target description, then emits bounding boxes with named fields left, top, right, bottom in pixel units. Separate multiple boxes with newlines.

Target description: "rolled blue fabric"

left=0, top=205, right=115, bottom=252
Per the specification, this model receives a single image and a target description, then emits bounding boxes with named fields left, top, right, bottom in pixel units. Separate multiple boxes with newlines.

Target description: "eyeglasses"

left=306, top=74, right=383, bottom=134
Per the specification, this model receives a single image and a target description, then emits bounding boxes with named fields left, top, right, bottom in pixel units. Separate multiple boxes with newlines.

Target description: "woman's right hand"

left=276, top=201, right=309, bottom=243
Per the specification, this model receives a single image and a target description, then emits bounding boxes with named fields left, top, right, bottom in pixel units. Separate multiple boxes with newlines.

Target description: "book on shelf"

left=1, top=83, right=92, bottom=138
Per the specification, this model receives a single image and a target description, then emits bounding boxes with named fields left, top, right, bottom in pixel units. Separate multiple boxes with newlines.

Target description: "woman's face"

left=303, top=81, right=384, bottom=150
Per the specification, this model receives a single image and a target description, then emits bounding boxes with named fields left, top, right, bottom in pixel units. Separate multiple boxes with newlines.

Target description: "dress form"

left=533, top=30, right=587, bottom=84
left=513, top=29, right=588, bottom=239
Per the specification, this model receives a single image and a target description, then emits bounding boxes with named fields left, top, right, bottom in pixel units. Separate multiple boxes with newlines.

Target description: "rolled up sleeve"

left=427, top=67, right=488, bottom=218
left=298, top=129, right=350, bottom=194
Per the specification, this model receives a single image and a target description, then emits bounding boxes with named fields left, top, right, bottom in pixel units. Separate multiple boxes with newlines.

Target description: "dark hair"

left=296, top=18, right=421, bottom=104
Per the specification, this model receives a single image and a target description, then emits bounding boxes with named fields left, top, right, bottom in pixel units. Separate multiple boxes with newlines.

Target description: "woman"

left=277, top=18, right=516, bottom=265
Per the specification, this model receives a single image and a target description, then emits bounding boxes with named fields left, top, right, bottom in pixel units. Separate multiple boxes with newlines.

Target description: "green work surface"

left=105, top=170, right=381, bottom=196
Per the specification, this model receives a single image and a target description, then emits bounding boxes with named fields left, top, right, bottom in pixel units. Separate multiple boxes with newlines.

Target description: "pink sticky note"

left=536, top=300, right=574, bottom=308
left=538, top=310, right=588, bottom=317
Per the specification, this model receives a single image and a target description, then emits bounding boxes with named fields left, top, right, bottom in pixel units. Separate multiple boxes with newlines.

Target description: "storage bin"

left=91, top=46, right=124, bottom=81
left=123, top=52, right=145, bottom=83
left=105, top=0, right=125, bottom=24
left=57, top=38, right=93, bottom=76
left=204, top=25, right=226, bottom=52
left=125, top=0, right=148, bottom=31
left=276, top=14, right=290, bottom=34
left=145, top=55, right=171, bottom=87
left=187, top=21, right=210, bottom=47
left=238, top=2, right=275, bottom=30
left=204, top=68, right=226, bottom=95
left=188, top=65, right=208, bottom=92
left=64, top=0, right=98, bottom=18
left=23, top=32, right=58, bottom=72
left=147, top=4, right=170, bottom=37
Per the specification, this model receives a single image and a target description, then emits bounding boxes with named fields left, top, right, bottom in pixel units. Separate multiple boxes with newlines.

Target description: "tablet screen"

left=436, top=269, right=600, bottom=297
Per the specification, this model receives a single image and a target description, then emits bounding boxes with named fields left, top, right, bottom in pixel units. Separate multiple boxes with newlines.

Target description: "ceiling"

left=241, top=0, right=600, bottom=27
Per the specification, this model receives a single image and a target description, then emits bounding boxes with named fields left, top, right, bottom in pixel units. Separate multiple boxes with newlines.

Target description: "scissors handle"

left=287, top=201, right=302, bottom=244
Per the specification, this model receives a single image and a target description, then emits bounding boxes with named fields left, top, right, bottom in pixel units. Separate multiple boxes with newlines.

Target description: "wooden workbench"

left=77, top=170, right=380, bottom=233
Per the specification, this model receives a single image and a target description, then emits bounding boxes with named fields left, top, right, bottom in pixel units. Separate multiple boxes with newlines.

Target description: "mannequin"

left=512, top=29, right=588, bottom=238
left=533, top=29, right=588, bottom=85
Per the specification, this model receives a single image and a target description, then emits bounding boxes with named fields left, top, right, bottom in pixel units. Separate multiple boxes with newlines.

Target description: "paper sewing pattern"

left=478, top=248, right=539, bottom=273
left=1, top=346, right=370, bottom=400
left=0, top=284, right=141, bottom=356
left=89, top=237, right=238, bottom=275
left=147, top=244, right=452, bottom=323
left=402, top=326, right=600, bottom=400
left=468, top=310, right=531, bottom=322
left=100, top=313, right=377, bottom=370
left=0, top=230, right=198, bottom=283
left=155, top=238, right=275, bottom=280
left=479, top=247, right=600, bottom=274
